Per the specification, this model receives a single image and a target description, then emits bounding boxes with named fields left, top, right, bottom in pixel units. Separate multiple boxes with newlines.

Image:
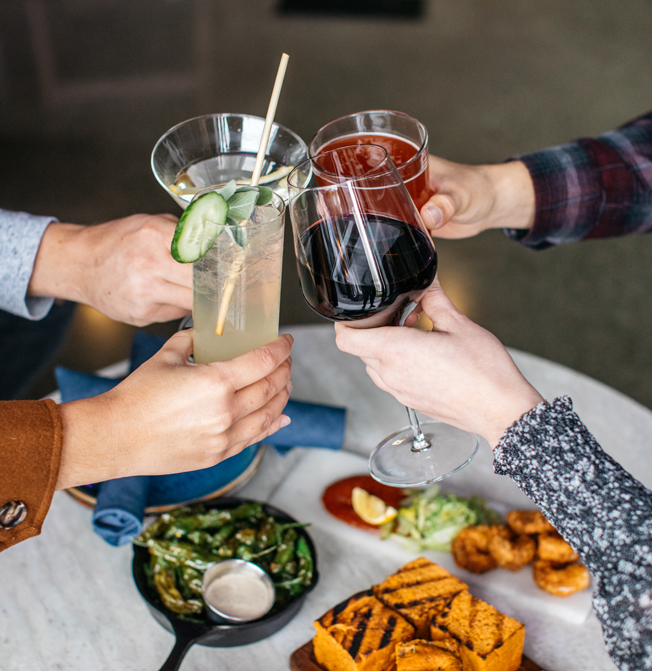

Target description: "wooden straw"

left=215, top=53, right=290, bottom=336
left=250, top=52, right=290, bottom=187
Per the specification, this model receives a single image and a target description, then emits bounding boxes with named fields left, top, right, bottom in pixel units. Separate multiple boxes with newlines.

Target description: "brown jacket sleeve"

left=0, top=399, right=63, bottom=551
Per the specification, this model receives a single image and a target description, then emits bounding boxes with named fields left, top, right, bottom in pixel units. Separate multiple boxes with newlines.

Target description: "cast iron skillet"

left=132, top=497, right=319, bottom=671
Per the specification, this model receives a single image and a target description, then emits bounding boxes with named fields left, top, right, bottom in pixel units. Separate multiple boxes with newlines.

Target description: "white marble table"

left=3, top=324, right=650, bottom=671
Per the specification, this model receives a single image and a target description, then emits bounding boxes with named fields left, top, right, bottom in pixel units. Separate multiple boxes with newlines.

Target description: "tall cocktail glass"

left=192, top=192, right=286, bottom=363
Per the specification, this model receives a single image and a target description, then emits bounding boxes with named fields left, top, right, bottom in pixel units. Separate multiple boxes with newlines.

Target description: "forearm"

left=56, top=395, right=126, bottom=490
left=480, top=160, right=535, bottom=231
left=494, top=396, right=652, bottom=670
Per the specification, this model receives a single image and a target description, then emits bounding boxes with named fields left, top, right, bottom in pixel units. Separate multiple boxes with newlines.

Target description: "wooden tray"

left=290, top=640, right=546, bottom=671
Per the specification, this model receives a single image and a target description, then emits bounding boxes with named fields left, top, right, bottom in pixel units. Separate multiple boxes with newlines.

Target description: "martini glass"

left=288, top=145, right=478, bottom=487
left=151, top=112, right=308, bottom=209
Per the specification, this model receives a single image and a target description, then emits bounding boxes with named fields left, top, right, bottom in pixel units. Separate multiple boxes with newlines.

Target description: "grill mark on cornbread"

left=375, top=569, right=455, bottom=596
left=392, top=593, right=452, bottom=610
left=330, top=596, right=352, bottom=624
left=323, top=589, right=373, bottom=627
left=347, top=607, right=372, bottom=659
left=378, top=615, right=397, bottom=650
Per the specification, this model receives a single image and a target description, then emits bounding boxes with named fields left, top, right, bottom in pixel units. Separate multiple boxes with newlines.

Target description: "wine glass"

left=287, top=145, right=479, bottom=487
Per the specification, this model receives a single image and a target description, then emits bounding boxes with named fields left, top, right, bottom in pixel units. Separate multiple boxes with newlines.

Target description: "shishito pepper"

left=148, top=539, right=216, bottom=571
left=180, top=565, right=204, bottom=597
left=296, top=536, right=314, bottom=586
left=152, top=556, right=202, bottom=615
left=270, top=528, right=297, bottom=574
left=257, top=517, right=277, bottom=548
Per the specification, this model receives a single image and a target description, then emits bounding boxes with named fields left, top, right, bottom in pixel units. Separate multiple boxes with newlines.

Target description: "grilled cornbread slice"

left=396, top=639, right=462, bottom=671
left=430, top=635, right=460, bottom=655
left=374, top=558, right=467, bottom=638
left=431, top=591, right=524, bottom=671
left=314, top=589, right=415, bottom=671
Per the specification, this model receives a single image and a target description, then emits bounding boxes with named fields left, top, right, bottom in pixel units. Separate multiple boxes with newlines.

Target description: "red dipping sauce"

left=322, top=475, right=405, bottom=532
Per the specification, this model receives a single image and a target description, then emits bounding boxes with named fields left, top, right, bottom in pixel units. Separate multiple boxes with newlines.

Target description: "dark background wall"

left=2, top=0, right=652, bottom=406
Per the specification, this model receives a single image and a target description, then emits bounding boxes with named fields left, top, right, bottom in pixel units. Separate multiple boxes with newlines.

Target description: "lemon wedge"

left=351, top=487, right=397, bottom=525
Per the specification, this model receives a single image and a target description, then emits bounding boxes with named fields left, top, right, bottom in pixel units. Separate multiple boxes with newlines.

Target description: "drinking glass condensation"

left=192, top=191, right=286, bottom=364
left=310, top=110, right=432, bottom=210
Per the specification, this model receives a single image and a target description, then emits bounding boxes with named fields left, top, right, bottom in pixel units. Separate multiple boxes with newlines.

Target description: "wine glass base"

left=369, top=421, right=479, bottom=487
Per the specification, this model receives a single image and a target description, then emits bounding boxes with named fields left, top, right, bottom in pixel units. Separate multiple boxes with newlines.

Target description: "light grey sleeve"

left=0, top=209, right=57, bottom=320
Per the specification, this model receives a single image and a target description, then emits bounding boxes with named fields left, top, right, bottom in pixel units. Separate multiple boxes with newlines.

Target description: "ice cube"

left=251, top=204, right=281, bottom=225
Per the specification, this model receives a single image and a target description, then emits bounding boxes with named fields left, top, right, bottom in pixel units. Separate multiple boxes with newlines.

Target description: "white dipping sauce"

left=204, top=573, right=272, bottom=620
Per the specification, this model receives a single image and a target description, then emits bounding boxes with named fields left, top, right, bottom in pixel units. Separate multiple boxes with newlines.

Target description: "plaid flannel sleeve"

left=504, top=111, right=652, bottom=250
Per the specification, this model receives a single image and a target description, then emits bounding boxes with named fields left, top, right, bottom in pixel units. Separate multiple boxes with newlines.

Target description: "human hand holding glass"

left=288, top=145, right=478, bottom=486
left=419, top=156, right=536, bottom=238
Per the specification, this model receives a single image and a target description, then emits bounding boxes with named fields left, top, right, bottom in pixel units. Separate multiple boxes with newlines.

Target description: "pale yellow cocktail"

left=192, top=194, right=285, bottom=364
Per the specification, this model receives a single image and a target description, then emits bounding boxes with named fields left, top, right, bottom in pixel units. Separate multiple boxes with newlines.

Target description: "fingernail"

left=423, top=204, right=443, bottom=229
left=287, top=356, right=292, bottom=365
left=286, top=381, right=293, bottom=394
left=280, top=415, right=291, bottom=428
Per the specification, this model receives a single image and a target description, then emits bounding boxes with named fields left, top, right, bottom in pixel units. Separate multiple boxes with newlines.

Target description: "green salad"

left=381, top=487, right=502, bottom=553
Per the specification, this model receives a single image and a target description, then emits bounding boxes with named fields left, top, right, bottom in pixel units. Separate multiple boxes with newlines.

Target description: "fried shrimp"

left=451, top=525, right=497, bottom=574
left=537, top=531, right=579, bottom=564
left=488, top=526, right=536, bottom=572
left=533, top=560, right=590, bottom=596
left=506, top=510, right=555, bottom=535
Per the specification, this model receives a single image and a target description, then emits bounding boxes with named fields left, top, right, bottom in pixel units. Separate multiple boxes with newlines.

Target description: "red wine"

left=297, top=215, right=437, bottom=323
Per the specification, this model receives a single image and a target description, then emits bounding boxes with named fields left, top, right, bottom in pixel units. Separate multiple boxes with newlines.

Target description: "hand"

left=28, top=214, right=192, bottom=326
left=419, top=157, right=536, bottom=239
left=334, top=279, right=543, bottom=447
left=56, top=331, right=293, bottom=489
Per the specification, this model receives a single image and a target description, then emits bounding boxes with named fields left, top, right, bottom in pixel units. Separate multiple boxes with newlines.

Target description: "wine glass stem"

left=407, top=406, right=432, bottom=452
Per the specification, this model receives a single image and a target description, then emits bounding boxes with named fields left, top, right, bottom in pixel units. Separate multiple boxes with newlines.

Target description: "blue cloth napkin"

left=55, top=331, right=346, bottom=547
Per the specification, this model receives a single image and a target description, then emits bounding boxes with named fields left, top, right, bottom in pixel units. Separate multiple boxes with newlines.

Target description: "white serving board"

left=269, top=448, right=593, bottom=625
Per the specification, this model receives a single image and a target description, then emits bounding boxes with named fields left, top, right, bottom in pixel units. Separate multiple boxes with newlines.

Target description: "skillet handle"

left=158, top=619, right=199, bottom=671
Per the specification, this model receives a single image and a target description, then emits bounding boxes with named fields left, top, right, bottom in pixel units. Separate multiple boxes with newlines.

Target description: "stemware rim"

left=287, top=144, right=401, bottom=196
left=151, top=112, right=308, bottom=196
left=309, top=109, right=429, bottom=169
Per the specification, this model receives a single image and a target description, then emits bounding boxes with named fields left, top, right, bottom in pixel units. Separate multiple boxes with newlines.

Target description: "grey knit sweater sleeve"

left=494, top=396, right=652, bottom=671
left=0, top=209, right=56, bottom=319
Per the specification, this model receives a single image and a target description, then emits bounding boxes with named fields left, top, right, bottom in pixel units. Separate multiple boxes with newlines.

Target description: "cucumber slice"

left=171, top=191, right=229, bottom=263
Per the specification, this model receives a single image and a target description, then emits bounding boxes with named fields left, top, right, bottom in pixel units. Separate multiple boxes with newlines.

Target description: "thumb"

left=157, top=329, right=194, bottom=364
left=420, top=277, right=460, bottom=329
left=421, top=193, right=457, bottom=232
